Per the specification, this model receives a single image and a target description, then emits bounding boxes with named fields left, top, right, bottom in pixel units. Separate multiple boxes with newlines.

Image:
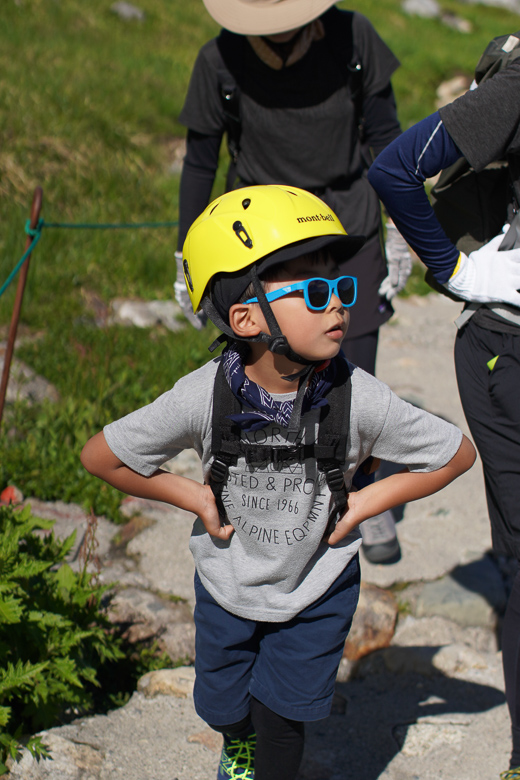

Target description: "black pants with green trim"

left=455, top=316, right=520, bottom=768
left=455, top=317, right=520, bottom=558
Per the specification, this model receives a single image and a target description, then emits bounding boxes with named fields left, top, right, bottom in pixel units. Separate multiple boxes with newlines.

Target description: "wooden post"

left=0, top=186, right=43, bottom=426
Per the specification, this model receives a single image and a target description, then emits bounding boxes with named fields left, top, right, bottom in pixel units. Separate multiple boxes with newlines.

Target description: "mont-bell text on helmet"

left=297, top=213, right=335, bottom=223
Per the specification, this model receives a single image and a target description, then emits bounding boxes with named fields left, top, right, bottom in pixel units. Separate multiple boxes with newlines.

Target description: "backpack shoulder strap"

left=315, top=358, right=352, bottom=534
left=209, top=359, right=243, bottom=524
left=215, top=31, right=245, bottom=190
left=325, top=9, right=364, bottom=140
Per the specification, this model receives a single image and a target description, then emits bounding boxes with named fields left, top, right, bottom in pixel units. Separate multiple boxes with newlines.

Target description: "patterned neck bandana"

left=221, top=343, right=338, bottom=431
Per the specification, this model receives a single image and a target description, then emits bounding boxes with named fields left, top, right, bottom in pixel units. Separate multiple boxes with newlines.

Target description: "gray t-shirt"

left=104, top=358, right=462, bottom=622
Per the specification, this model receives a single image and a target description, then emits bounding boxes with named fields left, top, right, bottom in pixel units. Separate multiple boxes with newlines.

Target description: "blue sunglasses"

left=244, top=275, right=357, bottom=312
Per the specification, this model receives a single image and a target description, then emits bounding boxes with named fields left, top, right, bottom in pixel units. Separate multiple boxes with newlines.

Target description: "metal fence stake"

left=0, top=186, right=43, bottom=427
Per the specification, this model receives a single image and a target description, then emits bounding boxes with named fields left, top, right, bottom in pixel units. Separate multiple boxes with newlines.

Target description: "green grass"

left=0, top=0, right=516, bottom=513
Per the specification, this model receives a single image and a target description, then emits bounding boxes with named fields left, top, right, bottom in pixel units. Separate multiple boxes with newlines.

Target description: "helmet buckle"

left=269, top=336, right=290, bottom=355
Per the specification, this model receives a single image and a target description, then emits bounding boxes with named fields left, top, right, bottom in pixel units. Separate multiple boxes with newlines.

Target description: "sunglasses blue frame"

left=244, top=275, right=358, bottom=311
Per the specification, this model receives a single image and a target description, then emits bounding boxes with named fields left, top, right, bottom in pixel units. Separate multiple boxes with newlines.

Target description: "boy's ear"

left=228, top=302, right=266, bottom=338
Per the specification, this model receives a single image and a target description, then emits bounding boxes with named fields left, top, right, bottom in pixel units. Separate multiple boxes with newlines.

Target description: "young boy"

left=81, top=184, right=475, bottom=780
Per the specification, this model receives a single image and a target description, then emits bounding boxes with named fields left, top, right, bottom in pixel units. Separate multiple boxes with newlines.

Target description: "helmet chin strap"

left=203, top=264, right=320, bottom=370
left=202, top=265, right=327, bottom=431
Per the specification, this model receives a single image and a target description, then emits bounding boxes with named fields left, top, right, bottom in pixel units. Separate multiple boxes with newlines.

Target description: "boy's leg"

left=250, top=696, right=304, bottom=780
left=194, top=558, right=359, bottom=779
left=209, top=716, right=256, bottom=780
left=193, top=572, right=259, bottom=728
left=193, top=572, right=259, bottom=778
left=250, top=555, right=360, bottom=718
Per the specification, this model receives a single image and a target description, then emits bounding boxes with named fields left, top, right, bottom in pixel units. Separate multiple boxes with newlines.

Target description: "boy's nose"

left=328, top=292, right=345, bottom=311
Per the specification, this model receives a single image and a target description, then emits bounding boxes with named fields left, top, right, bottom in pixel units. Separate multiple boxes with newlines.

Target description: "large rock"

left=24, top=499, right=115, bottom=570
left=108, top=586, right=196, bottom=663
left=108, top=299, right=184, bottom=332
left=415, top=555, right=507, bottom=629
left=137, top=666, right=196, bottom=698
left=7, top=732, right=102, bottom=779
left=344, top=582, right=398, bottom=660
left=0, top=344, right=59, bottom=406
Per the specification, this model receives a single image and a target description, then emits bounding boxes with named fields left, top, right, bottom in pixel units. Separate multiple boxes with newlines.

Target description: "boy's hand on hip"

left=327, top=436, right=475, bottom=546
left=199, top=484, right=235, bottom=541
left=327, top=489, right=363, bottom=546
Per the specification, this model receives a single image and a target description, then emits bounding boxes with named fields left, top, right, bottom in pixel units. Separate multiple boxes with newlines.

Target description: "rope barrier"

left=0, top=216, right=179, bottom=299
left=43, top=220, right=179, bottom=230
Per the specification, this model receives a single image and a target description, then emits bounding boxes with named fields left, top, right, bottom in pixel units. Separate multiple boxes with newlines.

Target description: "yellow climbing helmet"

left=181, top=184, right=365, bottom=314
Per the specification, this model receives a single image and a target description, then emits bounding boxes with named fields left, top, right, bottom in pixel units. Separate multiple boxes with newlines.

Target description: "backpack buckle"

left=210, top=456, right=231, bottom=483
left=323, top=464, right=345, bottom=492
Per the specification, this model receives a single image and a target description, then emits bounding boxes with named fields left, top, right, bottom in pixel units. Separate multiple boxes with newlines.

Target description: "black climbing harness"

left=208, top=356, right=352, bottom=536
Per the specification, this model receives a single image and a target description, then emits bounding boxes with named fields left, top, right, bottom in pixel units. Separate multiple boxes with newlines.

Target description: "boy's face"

left=258, top=256, right=350, bottom=363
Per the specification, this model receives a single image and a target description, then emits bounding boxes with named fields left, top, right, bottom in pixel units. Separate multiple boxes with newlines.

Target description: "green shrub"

left=0, top=503, right=124, bottom=773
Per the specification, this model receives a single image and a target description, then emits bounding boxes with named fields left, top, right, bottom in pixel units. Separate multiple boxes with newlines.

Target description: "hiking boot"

left=500, top=769, right=520, bottom=779
left=217, top=732, right=256, bottom=779
left=360, top=510, right=401, bottom=564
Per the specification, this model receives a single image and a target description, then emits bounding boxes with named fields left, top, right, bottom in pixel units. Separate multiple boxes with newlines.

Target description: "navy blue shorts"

left=193, top=554, right=360, bottom=725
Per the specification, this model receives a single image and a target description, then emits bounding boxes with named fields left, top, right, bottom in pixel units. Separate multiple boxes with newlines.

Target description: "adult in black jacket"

left=175, top=0, right=410, bottom=564
left=369, top=57, right=520, bottom=779
left=176, top=1, right=406, bottom=364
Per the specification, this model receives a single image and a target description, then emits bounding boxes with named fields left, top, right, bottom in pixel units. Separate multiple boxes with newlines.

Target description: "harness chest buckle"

left=271, top=445, right=304, bottom=465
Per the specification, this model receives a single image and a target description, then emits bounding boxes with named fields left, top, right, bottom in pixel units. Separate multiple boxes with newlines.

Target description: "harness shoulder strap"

left=209, top=357, right=352, bottom=529
left=316, top=359, right=352, bottom=533
left=209, top=360, right=243, bottom=524
left=327, top=11, right=364, bottom=134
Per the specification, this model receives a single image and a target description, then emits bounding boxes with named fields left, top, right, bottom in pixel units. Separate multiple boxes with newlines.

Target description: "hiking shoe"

left=360, top=510, right=401, bottom=564
left=217, top=732, right=256, bottom=779
left=500, top=769, right=520, bottom=779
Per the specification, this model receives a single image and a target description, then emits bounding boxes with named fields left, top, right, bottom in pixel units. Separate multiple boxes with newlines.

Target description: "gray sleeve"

left=351, top=369, right=462, bottom=473
left=373, top=391, right=462, bottom=472
left=103, top=361, right=217, bottom=476
left=439, top=59, right=520, bottom=172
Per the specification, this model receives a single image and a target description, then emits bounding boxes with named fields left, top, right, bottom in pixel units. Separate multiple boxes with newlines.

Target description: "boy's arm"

left=327, top=434, right=475, bottom=546
left=81, top=432, right=233, bottom=541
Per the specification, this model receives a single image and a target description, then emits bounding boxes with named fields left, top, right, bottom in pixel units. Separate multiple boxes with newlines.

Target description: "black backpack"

left=429, top=32, right=520, bottom=273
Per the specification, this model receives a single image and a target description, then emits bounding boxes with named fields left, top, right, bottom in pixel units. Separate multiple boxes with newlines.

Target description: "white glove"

left=444, top=231, right=520, bottom=307
left=174, top=250, right=207, bottom=330
left=379, top=222, right=413, bottom=300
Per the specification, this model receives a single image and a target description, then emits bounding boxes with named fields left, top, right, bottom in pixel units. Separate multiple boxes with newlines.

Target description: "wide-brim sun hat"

left=202, top=0, right=338, bottom=36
